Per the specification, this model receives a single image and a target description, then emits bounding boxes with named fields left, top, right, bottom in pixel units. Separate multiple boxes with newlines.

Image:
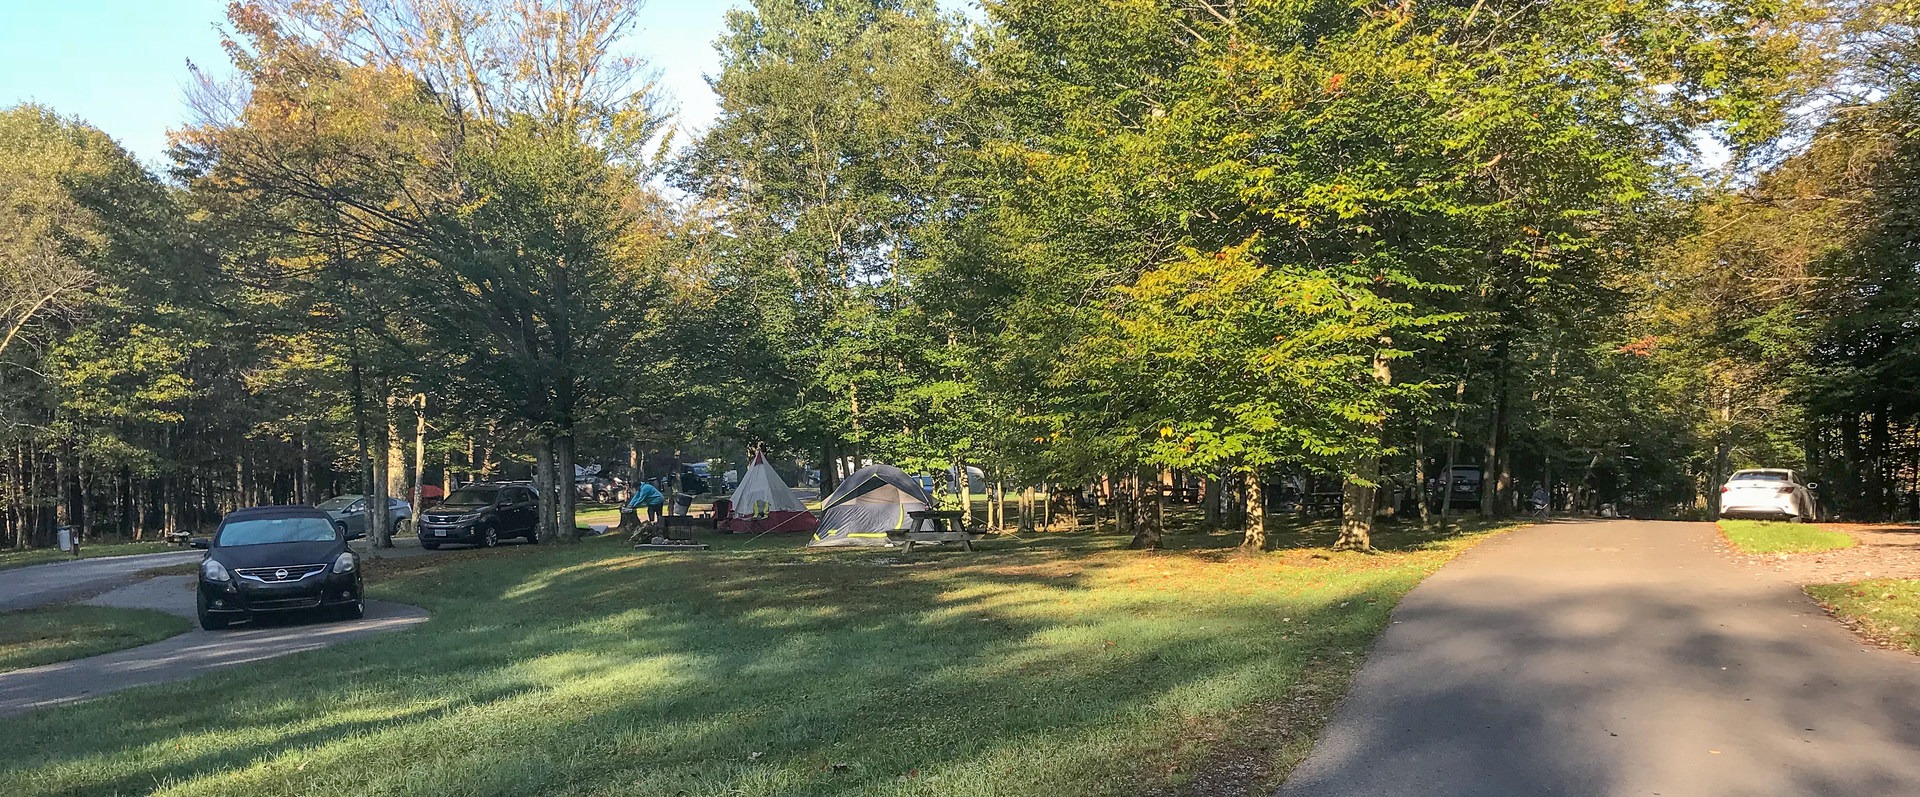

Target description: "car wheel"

left=482, top=526, right=499, bottom=548
left=1789, top=515, right=1806, bottom=524
left=336, top=600, right=365, bottom=621
left=196, top=594, right=232, bottom=631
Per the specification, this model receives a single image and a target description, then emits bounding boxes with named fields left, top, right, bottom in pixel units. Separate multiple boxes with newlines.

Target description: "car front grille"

left=424, top=515, right=470, bottom=524
left=235, top=563, right=327, bottom=584
left=250, top=596, right=324, bottom=611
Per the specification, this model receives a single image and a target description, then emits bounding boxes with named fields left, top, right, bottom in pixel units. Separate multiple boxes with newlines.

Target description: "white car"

left=1718, top=469, right=1819, bottom=523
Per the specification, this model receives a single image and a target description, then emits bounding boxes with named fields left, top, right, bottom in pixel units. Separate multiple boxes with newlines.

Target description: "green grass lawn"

left=0, top=540, right=178, bottom=572
left=1717, top=520, right=1856, bottom=554
left=0, top=605, right=192, bottom=674
left=1809, top=579, right=1920, bottom=654
left=0, top=519, right=1518, bottom=797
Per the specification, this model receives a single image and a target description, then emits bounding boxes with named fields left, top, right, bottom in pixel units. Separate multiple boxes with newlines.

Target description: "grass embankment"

left=0, top=540, right=177, bottom=572
left=1809, top=579, right=1920, bottom=654
left=0, top=605, right=192, bottom=674
left=1718, top=520, right=1856, bottom=554
left=0, top=519, right=1517, bottom=797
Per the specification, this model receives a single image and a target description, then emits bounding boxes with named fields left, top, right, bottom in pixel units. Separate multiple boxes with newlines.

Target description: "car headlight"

left=202, top=559, right=231, bottom=582
left=331, top=551, right=357, bottom=574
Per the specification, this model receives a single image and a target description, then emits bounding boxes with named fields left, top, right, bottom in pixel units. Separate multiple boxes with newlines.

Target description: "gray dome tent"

left=808, top=464, right=931, bottom=547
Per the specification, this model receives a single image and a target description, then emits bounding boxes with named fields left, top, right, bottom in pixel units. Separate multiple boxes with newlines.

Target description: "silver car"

left=1718, top=469, right=1819, bottom=522
left=317, top=494, right=415, bottom=537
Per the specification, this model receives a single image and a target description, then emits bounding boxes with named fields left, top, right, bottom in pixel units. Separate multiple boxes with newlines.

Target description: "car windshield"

left=315, top=496, right=361, bottom=512
left=442, top=487, right=498, bottom=506
left=1732, top=472, right=1789, bottom=483
left=218, top=517, right=338, bottom=546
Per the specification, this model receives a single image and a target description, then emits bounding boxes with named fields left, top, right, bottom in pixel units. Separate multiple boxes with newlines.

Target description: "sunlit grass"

left=0, top=519, right=1519, bottom=797
left=0, top=604, right=191, bottom=673
left=1718, top=519, right=1855, bottom=554
left=1809, top=578, right=1920, bottom=655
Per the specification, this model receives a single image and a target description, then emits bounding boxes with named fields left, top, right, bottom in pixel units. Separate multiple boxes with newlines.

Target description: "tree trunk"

left=1337, top=465, right=1380, bottom=552
left=958, top=457, right=973, bottom=527
left=533, top=436, right=559, bottom=543
left=1203, top=475, right=1222, bottom=530
left=1440, top=380, right=1463, bottom=519
left=1240, top=470, right=1267, bottom=552
left=1337, top=347, right=1394, bottom=551
left=411, top=396, right=427, bottom=534
left=1414, top=436, right=1430, bottom=530
left=299, top=429, right=313, bottom=505
left=385, top=395, right=407, bottom=500
left=628, top=441, right=641, bottom=500
left=370, top=393, right=394, bottom=549
left=1712, top=390, right=1734, bottom=518
left=1541, top=452, right=1555, bottom=518
left=555, top=432, right=579, bottom=542
left=820, top=439, right=838, bottom=495
left=1128, top=468, right=1163, bottom=550
left=1482, top=342, right=1511, bottom=516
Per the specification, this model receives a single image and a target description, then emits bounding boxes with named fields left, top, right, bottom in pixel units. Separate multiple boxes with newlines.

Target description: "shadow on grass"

left=0, top=524, right=1496, bottom=797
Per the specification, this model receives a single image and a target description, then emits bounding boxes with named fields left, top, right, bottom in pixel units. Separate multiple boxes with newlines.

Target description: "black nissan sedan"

left=191, top=505, right=364, bottom=630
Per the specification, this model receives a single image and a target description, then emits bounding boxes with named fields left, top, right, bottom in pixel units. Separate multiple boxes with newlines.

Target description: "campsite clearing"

left=0, top=520, right=1516, bottom=797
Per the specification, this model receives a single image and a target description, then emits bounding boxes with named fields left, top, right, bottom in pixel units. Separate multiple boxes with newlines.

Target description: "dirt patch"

left=1721, top=523, right=1920, bottom=584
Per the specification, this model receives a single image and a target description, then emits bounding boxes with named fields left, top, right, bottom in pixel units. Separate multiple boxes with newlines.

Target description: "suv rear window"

left=444, top=487, right=500, bottom=505
left=1731, top=472, right=1789, bottom=482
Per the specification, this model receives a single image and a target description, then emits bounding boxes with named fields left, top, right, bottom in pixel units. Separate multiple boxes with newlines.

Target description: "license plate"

left=434, top=529, right=446, bottom=537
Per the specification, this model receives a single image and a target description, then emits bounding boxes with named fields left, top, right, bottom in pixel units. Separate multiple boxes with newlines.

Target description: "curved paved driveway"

left=0, top=576, right=426, bottom=717
left=0, top=550, right=200, bottom=610
left=1279, top=519, right=1920, bottom=797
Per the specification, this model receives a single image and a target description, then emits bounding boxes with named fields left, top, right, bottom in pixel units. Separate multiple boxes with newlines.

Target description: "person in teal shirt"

left=626, top=481, right=666, bottom=525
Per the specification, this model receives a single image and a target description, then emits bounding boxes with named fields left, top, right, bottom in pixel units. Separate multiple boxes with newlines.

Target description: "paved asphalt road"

left=1278, top=519, right=1920, bottom=797
left=0, top=575, right=427, bottom=717
left=0, top=550, right=201, bottom=611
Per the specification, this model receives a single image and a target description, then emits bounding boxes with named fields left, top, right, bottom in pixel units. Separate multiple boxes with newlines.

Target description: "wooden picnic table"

left=896, top=509, right=979, bottom=553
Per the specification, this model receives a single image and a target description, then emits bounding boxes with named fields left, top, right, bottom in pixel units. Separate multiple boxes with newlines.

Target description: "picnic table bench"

left=893, top=509, right=980, bottom=553
left=1302, top=491, right=1343, bottom=516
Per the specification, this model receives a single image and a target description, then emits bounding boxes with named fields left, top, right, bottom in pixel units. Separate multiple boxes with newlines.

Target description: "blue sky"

left=0, top=0, right=737, bottom=169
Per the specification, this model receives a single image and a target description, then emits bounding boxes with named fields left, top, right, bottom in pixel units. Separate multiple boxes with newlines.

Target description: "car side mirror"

left=1807, top=482, right=1819, bottom=490
left=188, top=537, right=210, bottom=550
